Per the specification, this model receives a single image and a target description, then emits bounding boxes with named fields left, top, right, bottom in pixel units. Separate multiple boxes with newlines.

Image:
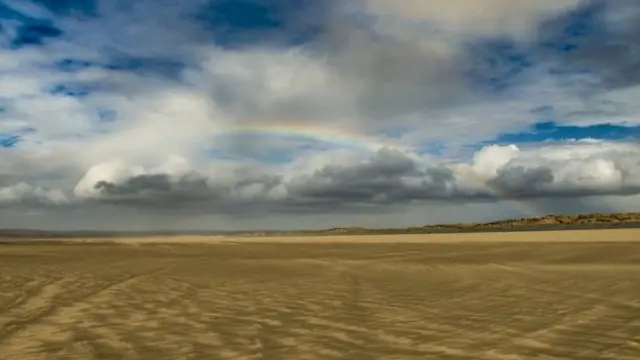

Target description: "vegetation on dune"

left=240, top=212, right=640, bottom=237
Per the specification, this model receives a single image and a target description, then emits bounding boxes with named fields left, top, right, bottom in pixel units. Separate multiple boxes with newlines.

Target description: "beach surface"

left=1, top=229, right=640, bottom=359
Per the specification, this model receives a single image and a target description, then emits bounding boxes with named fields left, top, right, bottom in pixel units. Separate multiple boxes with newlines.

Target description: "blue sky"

left=1, top=0, right=640, bottom=230
left=493, top=122, right=640, bottom=144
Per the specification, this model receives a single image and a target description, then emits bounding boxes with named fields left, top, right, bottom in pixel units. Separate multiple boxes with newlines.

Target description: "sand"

left=1, top=229, right=640, bottom=359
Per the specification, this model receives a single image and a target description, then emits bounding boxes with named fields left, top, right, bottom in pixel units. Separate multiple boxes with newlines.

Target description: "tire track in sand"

left=0, top=266, right=167, bottom=359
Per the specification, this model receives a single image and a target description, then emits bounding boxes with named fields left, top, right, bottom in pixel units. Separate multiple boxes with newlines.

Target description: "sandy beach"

left=1, top=229, right=639, bottom=359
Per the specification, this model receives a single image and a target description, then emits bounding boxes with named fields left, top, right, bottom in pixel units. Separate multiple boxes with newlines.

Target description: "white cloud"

left=470, top=144, right=521, bottom=179
left=0, top=182, right=69, bottom=206
left=74, top=159, right=144, bottom=199
left=480, top=141, right=640, bottom=196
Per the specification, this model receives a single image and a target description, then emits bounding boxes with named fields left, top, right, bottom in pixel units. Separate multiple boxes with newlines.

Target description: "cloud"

left=478, top=141, right=640, bottom=198
left=74, top=157, right=212, bottom=206
left=284, top=148, right=457, bottom=208
left=0, top=182, right=68, bottom=206
left=67, top=141, right=640, bottom=215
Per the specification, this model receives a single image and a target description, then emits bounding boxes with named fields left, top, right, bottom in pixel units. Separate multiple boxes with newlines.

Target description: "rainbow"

left=217, top=120, right=412, bottom=152
left=218, top=120, right=544, bottom=218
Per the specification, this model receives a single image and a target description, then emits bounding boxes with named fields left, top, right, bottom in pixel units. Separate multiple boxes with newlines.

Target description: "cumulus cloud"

left=73, top=157, right=285, bottom=211
left=65, top=142, right=640, bottom=215
left=478, top=141, right=640, bottom=198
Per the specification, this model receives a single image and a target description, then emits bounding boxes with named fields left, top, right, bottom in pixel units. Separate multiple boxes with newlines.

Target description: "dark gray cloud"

left=92, top=172, right=210, bottom=205
left=284, top=148, right=454, bottom=207
left=490, top=165, right=555, bottom=197
left=80, top=165, right=285, bottom=213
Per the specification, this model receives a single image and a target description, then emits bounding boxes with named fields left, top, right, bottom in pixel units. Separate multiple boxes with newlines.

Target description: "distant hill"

left=1, top=212, right=639, bottom=239
left=446, top=212, right=640, bottom=229
left=245, top=212, right=640, bottom=237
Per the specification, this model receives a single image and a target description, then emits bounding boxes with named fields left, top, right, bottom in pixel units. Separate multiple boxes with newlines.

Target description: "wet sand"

left=1, top=229, right=640, bottom=359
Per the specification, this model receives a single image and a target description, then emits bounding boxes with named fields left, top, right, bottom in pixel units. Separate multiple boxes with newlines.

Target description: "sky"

left=1, top=0, right=640, bottom=231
